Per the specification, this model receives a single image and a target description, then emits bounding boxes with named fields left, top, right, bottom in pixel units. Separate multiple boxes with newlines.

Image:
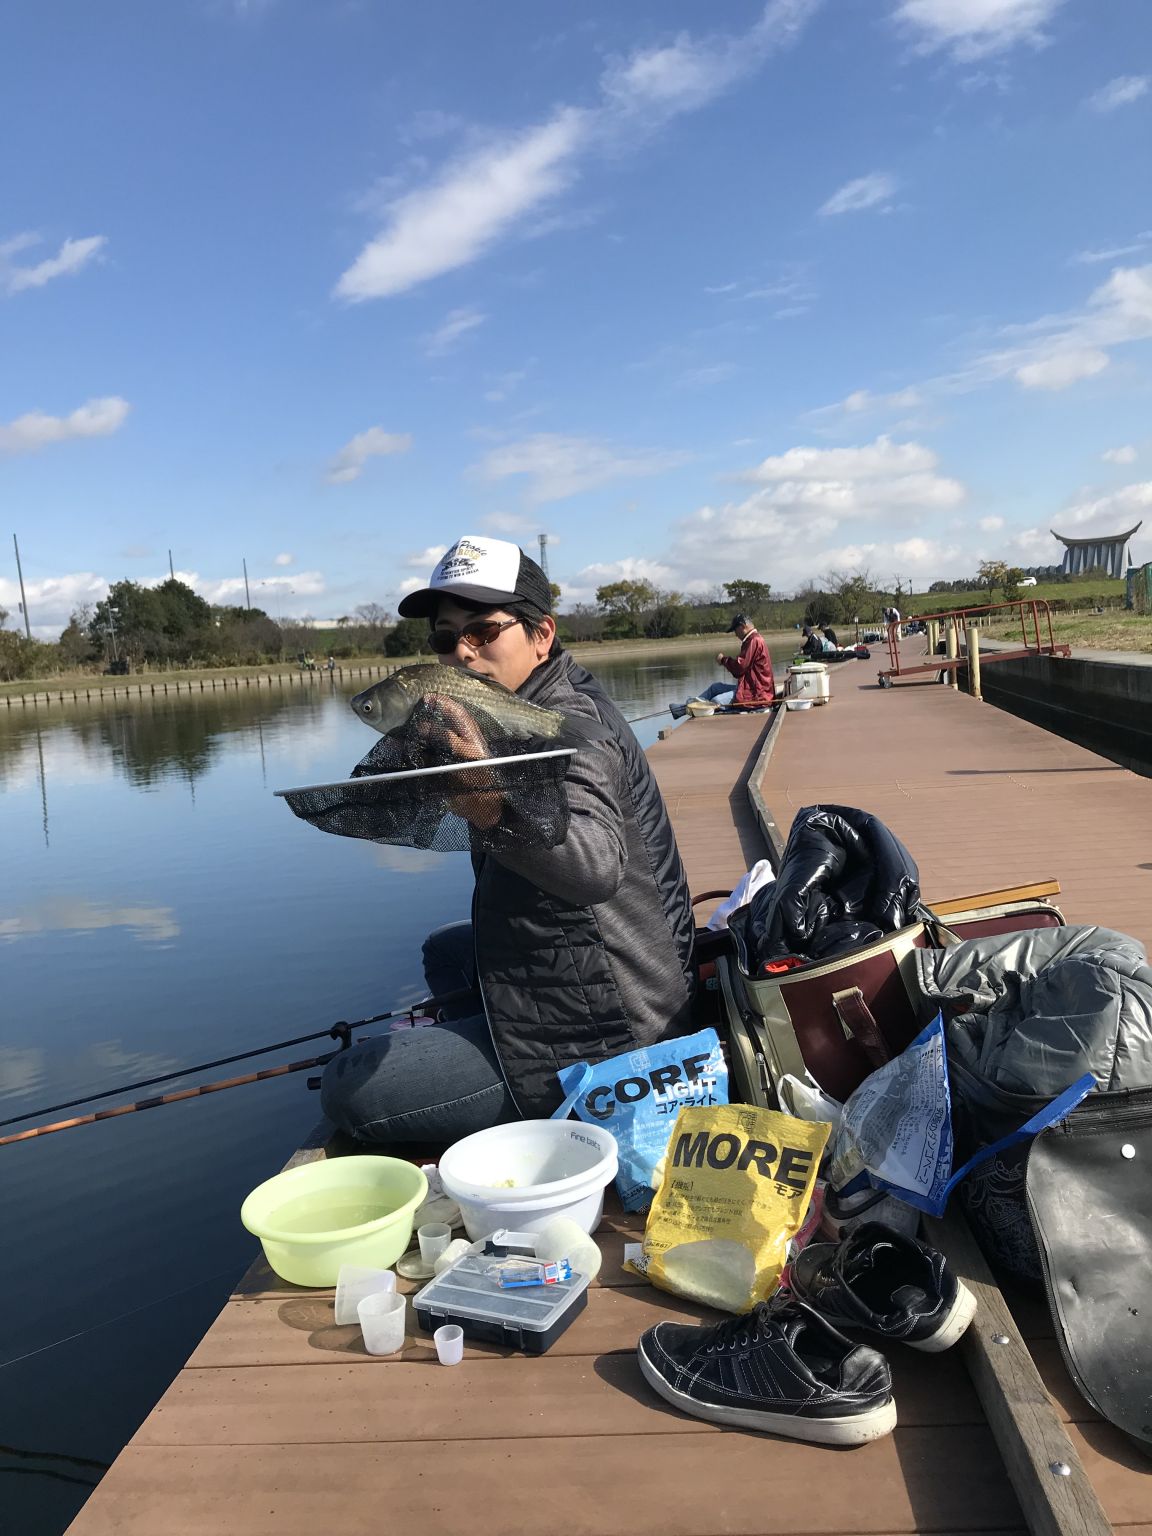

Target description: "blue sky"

left=2, top=0, right=1150, bottom=635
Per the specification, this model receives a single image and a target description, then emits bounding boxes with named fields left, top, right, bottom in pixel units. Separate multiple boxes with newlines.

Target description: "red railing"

left=877, top=598, right=1070, bottom=686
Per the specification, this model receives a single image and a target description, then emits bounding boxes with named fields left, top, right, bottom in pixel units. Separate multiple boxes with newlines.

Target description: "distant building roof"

left=1050, top=522, right=1142, bottom=548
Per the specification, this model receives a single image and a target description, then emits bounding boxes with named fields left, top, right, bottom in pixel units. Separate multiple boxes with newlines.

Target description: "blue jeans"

left=696, top=682, right=736, bottom=706
left=319, top=921, right=515, bottom=1143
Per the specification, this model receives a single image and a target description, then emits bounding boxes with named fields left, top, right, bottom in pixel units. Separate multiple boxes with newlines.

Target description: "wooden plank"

left=926, top=880, right=1062, bottom=915
left=134, top=1345, right=984, bottom=1447
left=190, top=1285, right=728, bottom=1368
left=64, top=1426, right=1025, bottom=1536
left=924, top=1213, right=1113, bottom=1536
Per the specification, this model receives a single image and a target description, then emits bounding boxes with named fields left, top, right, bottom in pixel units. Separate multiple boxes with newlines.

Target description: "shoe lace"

left=705, top=1300, right=783, bottom=1352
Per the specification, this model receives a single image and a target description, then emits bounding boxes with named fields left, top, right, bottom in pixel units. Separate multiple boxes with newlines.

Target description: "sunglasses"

left=428, top=617, right=523, bottom=655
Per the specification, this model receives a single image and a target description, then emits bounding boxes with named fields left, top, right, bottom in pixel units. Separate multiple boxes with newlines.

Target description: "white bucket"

left=438, top=1120, right=618, bottom=1241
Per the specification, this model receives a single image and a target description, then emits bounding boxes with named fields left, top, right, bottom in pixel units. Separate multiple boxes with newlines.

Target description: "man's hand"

left=716, top=652, right=726, bottom=665
left=416, top=694, right=504, bottom=829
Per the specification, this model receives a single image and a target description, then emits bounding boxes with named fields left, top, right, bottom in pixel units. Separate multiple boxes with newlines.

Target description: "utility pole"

left=242, top=558, right=251, bottom=611
left=537, top=533, right=550, bottom=580
left=168, top=549, right=175, bottom=580
left=12, top=534, right=31, bottom=639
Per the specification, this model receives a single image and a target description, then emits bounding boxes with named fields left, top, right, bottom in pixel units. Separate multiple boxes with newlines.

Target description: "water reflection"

left=0, top=899, right=179, bottom=945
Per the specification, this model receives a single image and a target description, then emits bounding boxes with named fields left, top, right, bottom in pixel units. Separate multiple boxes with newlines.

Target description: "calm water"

left=0, top=646, right=789, bottom=1534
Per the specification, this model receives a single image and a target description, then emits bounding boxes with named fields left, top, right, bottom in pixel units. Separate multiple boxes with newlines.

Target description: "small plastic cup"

left=433, top=1237, right=472, bottom=1276
left=358, top=1291, right=406, bottom=1356
left=334, top=1264, right=396, bottom=1326
left=434, top=1324, right=464, bottom=1367
left=417, top=1222, right=452, bottom=1267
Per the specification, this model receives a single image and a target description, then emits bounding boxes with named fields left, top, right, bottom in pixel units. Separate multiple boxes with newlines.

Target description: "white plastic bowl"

left=785, top=698, right=814, bottom=711
left=438, top=1120, right=618, bottom=1241
left=240, top=1155, right=428, bottom=1287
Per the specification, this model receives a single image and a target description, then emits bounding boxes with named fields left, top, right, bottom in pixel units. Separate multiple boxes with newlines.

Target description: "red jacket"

left=721, top=628, right=775, bottom=704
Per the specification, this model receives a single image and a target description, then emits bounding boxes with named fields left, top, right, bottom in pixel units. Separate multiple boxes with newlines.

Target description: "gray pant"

left=319, top=921, right=516, bottom=1144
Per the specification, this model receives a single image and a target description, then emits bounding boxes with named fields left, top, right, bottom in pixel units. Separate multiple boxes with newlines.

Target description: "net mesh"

left=278, top=688, right=576, bottom=853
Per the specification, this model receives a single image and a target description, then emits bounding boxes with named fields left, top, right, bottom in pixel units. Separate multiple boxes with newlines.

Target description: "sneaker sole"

left=637, top=1340, right=897, bottom=1447
left=908, top=1281, right=978, bottom=1353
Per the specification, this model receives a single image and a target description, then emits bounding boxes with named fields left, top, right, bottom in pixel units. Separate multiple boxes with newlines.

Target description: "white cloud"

left=600, top=0, right=819, bottom=122
left=406, top=545, right=449, bottom=568
left=1073, top=240, right=1150, bottom=265
left=397, top=576, right=425, bottom=595
left=0, top=396, right=130, bottom=457
left=1103, top=445, right=1137, bottom=465
left=839, top=386, right=923, bottom=414
left=273, top=551, right=294, bottom=566
left=211, top=570, right=326, bottom=605
left=818, top=172, right=897, bottom=217
left=326, top=426, right=412, bottom=484
left=979, top=515, right=1005, bottom=531
left=336, top=3, right=819, bottom=300
left=1014, top=346, right=1110, bottom=390
left=0, top=233, right=107, bottom=295
left=742, top=435, right=941, bottom=483
left=676, top=362, right=737, bottom=389
left=423, top=306, right=486, bottom=356
left=0, top=571, right=109, bottom=633
left=483, top=364, right=532, bottom=403
left=479, top=512, right=538, bottom=535
left=1086, top=76, right=1149, bottom=113
left=827, top=261, right=1152, bottom=413
left=575, top=556, right=677, bottom=588
left=893, top=0, right=1065, bottom=61
left=474, top=433, right=690, bottom=504
left=1056, top=481, right=1152, bottom=532
left=335, top=111, right=588, bottom=301
left=1007, top=482, right=1152, bottom=564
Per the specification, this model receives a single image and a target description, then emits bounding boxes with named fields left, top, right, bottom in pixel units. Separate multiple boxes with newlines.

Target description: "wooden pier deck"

left=66, top=695, right=1151, bottom=1535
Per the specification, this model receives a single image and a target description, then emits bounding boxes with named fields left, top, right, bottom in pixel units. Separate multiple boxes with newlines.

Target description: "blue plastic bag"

left=826, top=1012, right=1093, bottom=1217
left=553, top=1029, right=729, bottom=1210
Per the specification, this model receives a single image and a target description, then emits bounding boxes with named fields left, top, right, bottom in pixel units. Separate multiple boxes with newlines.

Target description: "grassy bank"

left=984, top=611, right=1152, bottom=654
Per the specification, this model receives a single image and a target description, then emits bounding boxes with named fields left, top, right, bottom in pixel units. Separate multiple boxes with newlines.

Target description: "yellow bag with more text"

left=626, top=1104, right=829, bottom=1314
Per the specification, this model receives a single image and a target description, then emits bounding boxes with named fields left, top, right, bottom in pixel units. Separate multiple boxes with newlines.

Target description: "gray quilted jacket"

left=471, top=651, right=696, bottom=1116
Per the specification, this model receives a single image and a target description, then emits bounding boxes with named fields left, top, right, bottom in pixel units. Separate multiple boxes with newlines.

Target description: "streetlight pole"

left=12, top=534, right=31, bottom=639
left=243, top=559, right=251, bottom=611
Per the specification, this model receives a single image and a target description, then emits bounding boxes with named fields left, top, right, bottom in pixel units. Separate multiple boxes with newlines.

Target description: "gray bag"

left=1027, top=1088, right=1152, bottom=1452
left=915, top=924, right=1152, bottom=1281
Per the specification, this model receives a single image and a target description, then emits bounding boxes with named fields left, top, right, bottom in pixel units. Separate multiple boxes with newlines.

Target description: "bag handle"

left=917, top=902, right=963, bottom=948
left=831, top=987, right=892, bottom=1069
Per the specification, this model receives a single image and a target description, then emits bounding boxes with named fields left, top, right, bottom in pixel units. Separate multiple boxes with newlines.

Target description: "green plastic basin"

left=240, top=1155, right=428, bottom=1287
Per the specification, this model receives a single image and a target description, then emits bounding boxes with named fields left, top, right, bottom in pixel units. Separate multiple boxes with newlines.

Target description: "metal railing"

left=878, top=598, right=1070, bottom=687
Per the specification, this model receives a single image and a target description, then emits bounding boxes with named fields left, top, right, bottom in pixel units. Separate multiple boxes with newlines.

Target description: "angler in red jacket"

left=718, top=614, right=775, bottom=704
left=669, top=614, right=776, bottom=717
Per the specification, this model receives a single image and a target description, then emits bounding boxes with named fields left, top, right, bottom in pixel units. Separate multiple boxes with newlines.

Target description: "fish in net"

left=276, top=666, right=608, bottom=854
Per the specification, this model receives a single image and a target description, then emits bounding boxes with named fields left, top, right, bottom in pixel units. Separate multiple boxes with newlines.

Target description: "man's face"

left=433, top=598, right=556, bottom=692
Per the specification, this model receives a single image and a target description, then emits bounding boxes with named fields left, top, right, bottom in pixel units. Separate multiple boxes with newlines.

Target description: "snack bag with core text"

left=625, top=1103, right=830, bottom=1314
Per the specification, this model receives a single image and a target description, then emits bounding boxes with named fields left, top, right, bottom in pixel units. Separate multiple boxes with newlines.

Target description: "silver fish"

left=350, top=664, right=566, bottom=741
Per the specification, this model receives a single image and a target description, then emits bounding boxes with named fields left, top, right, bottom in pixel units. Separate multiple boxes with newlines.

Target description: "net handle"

left=275, top=747, right=578, bottom=797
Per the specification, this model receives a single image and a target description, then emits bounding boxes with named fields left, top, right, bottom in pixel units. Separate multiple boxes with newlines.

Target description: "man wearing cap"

left=321, top=535, right=697, bottom=1141
left=668, top=613, right=776, bottom=719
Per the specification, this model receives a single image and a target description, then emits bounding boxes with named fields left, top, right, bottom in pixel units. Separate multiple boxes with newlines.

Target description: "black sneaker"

left=668, top=702, right=688, bottom=719
left=789, top=1222, right=976, bottom=1353
left=637, top=1297, right=896, bottom=1446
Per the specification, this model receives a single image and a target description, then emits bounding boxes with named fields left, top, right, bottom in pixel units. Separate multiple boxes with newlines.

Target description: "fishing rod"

left=0, top=1049, right=344, bottom=1147
left=0, top=987, right=475, bottom=1137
